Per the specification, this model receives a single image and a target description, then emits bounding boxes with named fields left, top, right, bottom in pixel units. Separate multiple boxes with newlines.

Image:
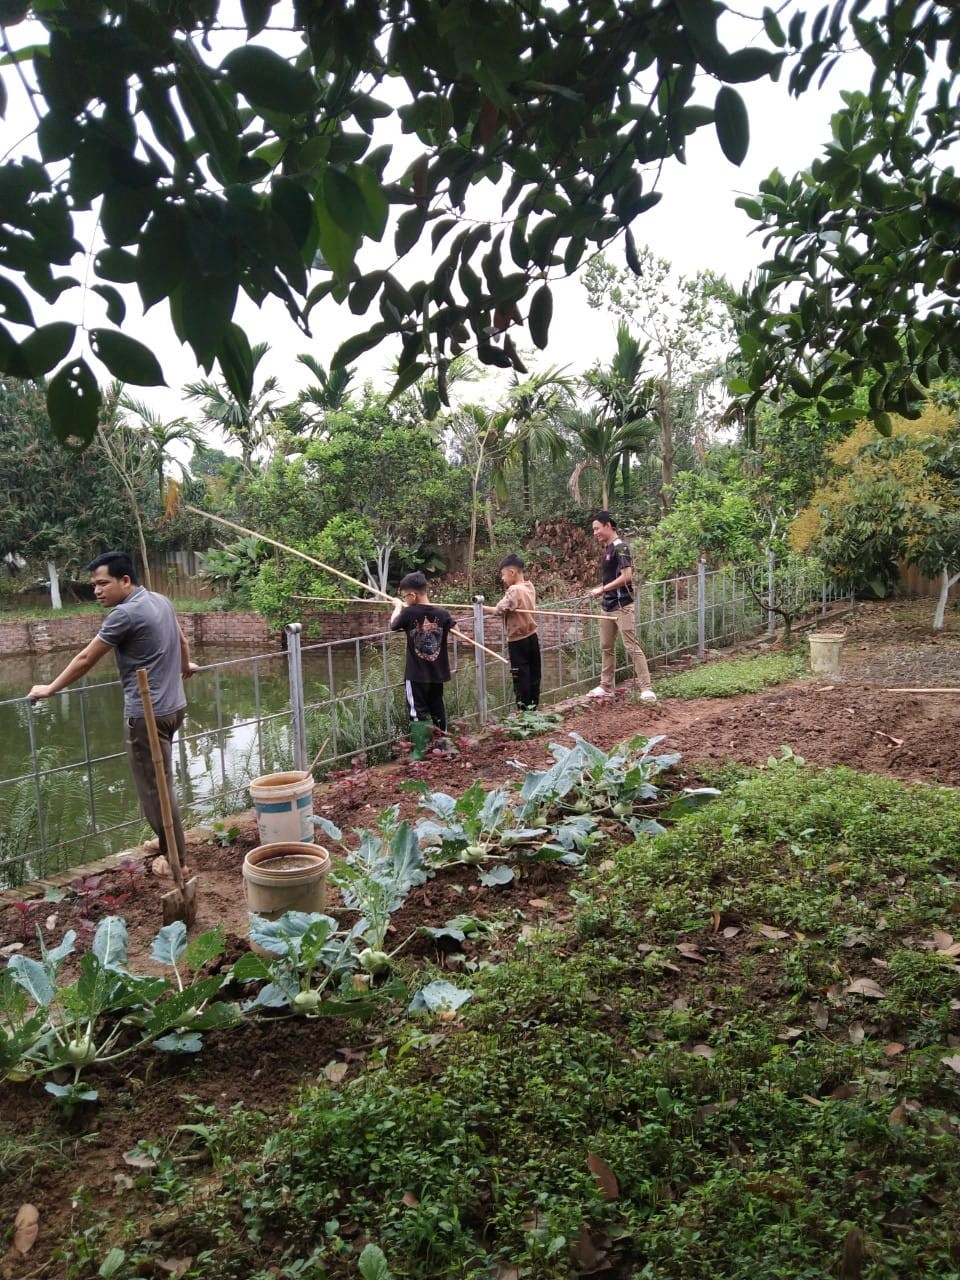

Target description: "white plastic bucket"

left=248, top=771, right=315, bottom=845
left=808, top=632, right=844, bottom=675
left=242, top=842, right=331, bottom=919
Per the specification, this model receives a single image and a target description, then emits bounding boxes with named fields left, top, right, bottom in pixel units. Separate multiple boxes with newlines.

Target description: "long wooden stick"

left=184, top=506, right=397, bottom=603
left=884, top=687, right=960, bottom=693
left=293, top=594, right=599, bottom=621
left=482, top=604, right=600, bottom=621
left=186, top=507, right=508, bottom=663
left=450, top=628, right=509, bottom=665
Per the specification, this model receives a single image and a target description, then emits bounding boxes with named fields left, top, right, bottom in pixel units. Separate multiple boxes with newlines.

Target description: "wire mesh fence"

left=1, top=559, right=848, bottom=889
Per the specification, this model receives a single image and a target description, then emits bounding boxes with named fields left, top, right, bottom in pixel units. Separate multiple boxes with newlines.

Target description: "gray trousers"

left=124, top=709, right=187, bottom=860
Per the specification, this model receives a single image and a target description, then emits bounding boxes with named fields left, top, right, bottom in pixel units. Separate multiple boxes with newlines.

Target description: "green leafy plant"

left=499, top=708, right=564, bottom=739
left=234, top=911, right=379, bottom=1018
left=331, top=816, right=431, bottom=974
left=410, top=780, right=547, bottom=876
left=654, top=648, right=808, bottom=699
left=516, top=732, right=717, bottom=833
left=2, top=916, right=235, bottom=1105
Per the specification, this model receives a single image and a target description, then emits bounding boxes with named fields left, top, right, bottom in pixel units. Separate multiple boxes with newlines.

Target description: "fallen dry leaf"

left=156, top=1260, right=192, bottom=1277
left=586, top=1152, right=619, bottom=1201
left=848, top=1021, right=865, bottom=1044
left=691, top=1043, right=714, bottom=1058
left=677, top=942, right=708, bottom=963
left=940, top=1054, right=960, bottom=1074
left=722, top=925, right=741, bottom=939
left=123, top=1151, right=157, bottom=1170
left=528, top=898, right=552, bottom=909
left=711, top=907, right=721, bottom=933
left=884, top=1042, right=906, bottom=1057
left=13, top=1204, right=39, bottom=1255
left=758, top=924, right=790, bottom=941
left=402, top=1191, right=420, bottom=1208
left=932, top=930, right=955, bottom=950
left=846, top=977, right=887, bottom=999
left=569, top=1223, right=610, bottom=1271
left=323, top=1061, right=347, bottom=1084
left=777, top=1027, right=804, bottom=1041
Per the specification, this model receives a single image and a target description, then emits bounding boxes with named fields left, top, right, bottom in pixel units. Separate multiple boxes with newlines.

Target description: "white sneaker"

left=586, top=685, right=612, bottom=698
left=639, top=688, right=657, bottom=703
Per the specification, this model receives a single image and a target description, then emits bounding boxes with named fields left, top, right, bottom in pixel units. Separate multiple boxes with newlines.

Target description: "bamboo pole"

left=186, top=506, right=509, bottom=664
left=883, top=687, right=960, bottom=693
left=184, top=506, right=397, bottom=602
left=292, top=594, right=600, bottom=621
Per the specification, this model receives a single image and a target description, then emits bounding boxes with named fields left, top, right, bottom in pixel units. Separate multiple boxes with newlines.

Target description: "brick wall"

left=0, top=606, right=405, bottom=655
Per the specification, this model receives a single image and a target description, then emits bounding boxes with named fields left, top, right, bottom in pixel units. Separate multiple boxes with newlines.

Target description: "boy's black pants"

left=508, top=634, right=541, bottom=710
left=405, top=679, right=447, bottom=731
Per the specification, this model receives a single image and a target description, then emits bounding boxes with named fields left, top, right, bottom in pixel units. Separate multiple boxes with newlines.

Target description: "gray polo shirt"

left=97, top=587, right=186, bottom=719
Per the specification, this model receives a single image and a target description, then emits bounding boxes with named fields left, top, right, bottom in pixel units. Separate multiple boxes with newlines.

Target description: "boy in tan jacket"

left=493, top=554, right=541, bottom=710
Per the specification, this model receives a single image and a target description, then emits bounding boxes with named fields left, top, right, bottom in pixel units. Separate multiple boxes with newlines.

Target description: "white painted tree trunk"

left=932, top=566, right=960, bottom=630
left=46, top=560, right=62, bottom=610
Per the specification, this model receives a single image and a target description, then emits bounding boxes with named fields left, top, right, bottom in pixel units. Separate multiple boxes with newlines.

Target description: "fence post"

left=697, top=559, right=706, bottom=657
left=822, top=581, right=828, bottom=616
left=472, top=596, right=488, bottom=725
left=285, top=623, right=307, bottom=770
left=767, top=547, right=777, bottom=636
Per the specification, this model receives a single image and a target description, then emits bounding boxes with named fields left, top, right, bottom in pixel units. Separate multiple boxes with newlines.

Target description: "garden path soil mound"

left=3, top=599, right=960, bottom=1276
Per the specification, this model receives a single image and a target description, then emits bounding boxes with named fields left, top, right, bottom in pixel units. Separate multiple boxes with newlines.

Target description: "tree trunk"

left=621, top=450, right=630, bottom=503
left=46, top=561, right=62, bottom=610
left=932, top=566, right=960, bottom=630
left=521, top=441, right=532, bottom=513
left=658, top=371, right=675, bottom=511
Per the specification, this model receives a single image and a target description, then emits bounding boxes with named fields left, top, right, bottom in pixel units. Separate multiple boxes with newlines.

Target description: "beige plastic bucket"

left=249, top=771, right=315, bottom=844
left=808, top=632, right=844, bottom=675
left=242, top=842, right=331, bottom=919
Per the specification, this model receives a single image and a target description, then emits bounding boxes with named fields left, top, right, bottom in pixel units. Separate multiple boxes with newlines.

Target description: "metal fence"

left=1, top=559, right=848, bottom=889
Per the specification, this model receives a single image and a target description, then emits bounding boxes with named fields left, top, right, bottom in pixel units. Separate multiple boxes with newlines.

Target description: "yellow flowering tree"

left=791, top=406, right=960, bottom=629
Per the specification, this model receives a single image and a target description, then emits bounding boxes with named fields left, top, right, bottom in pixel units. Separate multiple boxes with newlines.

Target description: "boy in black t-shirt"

left=390, top=571, right=455, bottom=744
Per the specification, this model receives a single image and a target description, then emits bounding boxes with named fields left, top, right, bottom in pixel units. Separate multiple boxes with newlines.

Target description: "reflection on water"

left=0, top=640, right=391, bottom=885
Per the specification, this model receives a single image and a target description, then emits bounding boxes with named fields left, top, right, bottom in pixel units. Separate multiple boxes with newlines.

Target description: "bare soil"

left=3, top=598, right=960, bottom=1276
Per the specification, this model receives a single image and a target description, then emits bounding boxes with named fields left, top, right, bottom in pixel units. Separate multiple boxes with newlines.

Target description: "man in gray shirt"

left=28, top=551, right=198, bottom=864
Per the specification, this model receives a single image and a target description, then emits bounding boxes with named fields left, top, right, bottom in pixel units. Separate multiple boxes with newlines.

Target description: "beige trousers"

left=599, top=604, right=651, bottom=692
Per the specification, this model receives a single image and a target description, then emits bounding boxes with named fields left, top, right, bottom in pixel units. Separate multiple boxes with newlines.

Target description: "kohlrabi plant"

left=141, top=922, right=241, bottom=1053
left=331, top=819, right=431, bottom=975
left=516, top=733, right=718, bottom=832
left=234, top=911, right=378, bottom=1017
left=409, top=779, right=547, bottom=874
left=3, top=915, right=234, bottom=1108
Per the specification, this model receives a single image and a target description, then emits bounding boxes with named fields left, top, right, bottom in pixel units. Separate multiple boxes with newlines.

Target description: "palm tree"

left=183, top=343, right=281, bottom=470
left=564, top=407, right=656, bottom=510
left=118, top=394, right=201, bottom=505
left=284, top=354, right=356, bottom=438
left=445, top=402, right=510, bottom=592
left=491, top=366, right=573, bottom=513
left=582, top=323, right=653, bottom=506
